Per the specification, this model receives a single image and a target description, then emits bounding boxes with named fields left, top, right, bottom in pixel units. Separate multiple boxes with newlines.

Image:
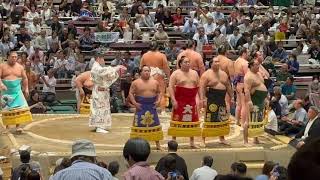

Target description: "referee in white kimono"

left=89, top=51, right=125, bottom=133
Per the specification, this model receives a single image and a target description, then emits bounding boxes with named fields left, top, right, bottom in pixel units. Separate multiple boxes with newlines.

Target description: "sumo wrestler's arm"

left=244, top=76, right=253, bottom=110
left=168, top=71, right=178, bottom=109
left=199, top=72, right=208, bottom=109
left=128, top=80, right=141, bottom=110
left=75, top=72, right=86, bottom=99
left=21, top=66, right=29, bottom=97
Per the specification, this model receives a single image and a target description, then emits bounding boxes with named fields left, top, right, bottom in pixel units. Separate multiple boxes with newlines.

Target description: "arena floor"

left=1, top=114, right=296, bottom=179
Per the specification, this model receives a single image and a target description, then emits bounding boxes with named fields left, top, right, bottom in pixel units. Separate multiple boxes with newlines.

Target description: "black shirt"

left=155, top=153, right=189, bottom=180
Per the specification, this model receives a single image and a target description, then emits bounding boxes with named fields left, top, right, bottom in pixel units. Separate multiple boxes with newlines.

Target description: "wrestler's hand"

left=248, top=101, right=253, bottom=111
left=79, top=88, right=85, bottom=98
left=0, top=83, right=7, bottom=91
left=172, top=99, right=178, bottom=109
left=134, top=102, right=142, bottom=110
left=24, top=89, right=29, bottom=98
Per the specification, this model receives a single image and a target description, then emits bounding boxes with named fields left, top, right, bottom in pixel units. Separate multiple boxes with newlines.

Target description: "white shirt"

left=279, top=95, right=289, bottom=116
left=26, top=12, right=40, bottom=22
left=65, top=57, right=76, bottom=71
left=190, top=166, right=218, bottom=180
left=29, top=23, right=41, bottom=35
left=302, top=116, right=318, bottom=140
left=54, top=59, right=67, bottom=69
left=203, top=23, right=216, bottom=35
left=266, top=110, right=278, bottom=131
left=42, top=76, right=56, bottom=94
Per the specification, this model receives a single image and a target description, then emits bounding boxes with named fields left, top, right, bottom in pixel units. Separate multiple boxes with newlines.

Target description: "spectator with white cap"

left=52, top=139, right=113, bottom=180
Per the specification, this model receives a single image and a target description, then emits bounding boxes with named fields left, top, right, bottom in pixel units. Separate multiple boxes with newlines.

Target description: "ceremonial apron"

left=248, top=90, right=268, bottom=137
left=80, top=87, right=92, bottom=114
left=202, top=88, right=230, bottom=137
left=168, top=86, right=201, bottom=137
left=1, top=79, right=32, bottom=125
left=130, top=96, right=163, bottom=141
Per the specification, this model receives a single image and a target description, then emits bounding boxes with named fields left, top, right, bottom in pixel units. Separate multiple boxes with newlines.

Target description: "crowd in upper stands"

left=2, top=137, right=320, bottom=180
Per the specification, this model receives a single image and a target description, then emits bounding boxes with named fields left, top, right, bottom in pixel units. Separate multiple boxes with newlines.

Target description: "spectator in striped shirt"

left=52, top=139, right=113, bottom=180
left=123, top=138, right=165, bottom=180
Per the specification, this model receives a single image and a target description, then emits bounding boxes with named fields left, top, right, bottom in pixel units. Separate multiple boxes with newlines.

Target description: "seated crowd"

left=2, top=138, right=320, bottom=180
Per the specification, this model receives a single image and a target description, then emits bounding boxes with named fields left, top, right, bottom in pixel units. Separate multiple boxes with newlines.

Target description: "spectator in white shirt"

left=26, top=5, right=40, bottom=23
left=190, top=156, right=218, bottom=180
left=193, top=27, right=208, bottom=53
left=266, top=102, right=279, bottom=132
left=212, top=7, right=224, bottom=20
left=35, top=30, right=48, bottom=51
left=29, top=17, right=41, bottom=37
left=153, top=0, right=167, bottom=9
left=46, top=31, right=61, bottom=51
left=216, top=18, right=226, bottom=36
left=228, top=27, right=241, bottom=50
left=65, top=51, right=76, bottom=78
left=19, top=40, right=34, bottom=56
left=40, top=68, right=56, bottom=103
left=0, top=35, right=14, bottom=58
left=4, top=18, right=17, bottom=37
left=54, top=50, right=68, bottom=78
left=203, top=16, right=216, bottom=40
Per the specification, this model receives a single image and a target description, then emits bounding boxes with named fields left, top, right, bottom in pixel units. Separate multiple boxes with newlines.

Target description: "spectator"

left=97, top=161, right=108, bottom=169
left=228, top=27, right=242, bottom=50
left=281, top=76, right=297, bottom=101
left=159, top=155, right=184, bottom=180
left=190, top=155, right=218, bottom=180
left=11, top=150, right=41, bottom=180
left=29, top=46, right=45, bottom=64
left=67, top=21, right=77, bottom=39
left=309, top=75, right=320, bottom=107
left=42, top=2, right=53, bottom=25
left=230, top=162, right=247, bottom=177
left=213, top=28, right=227, bottom=50
left=288, top=137, right=320, bottom=180
left=216, top=18, right=227, bottom=36
left=108, top=161, right=120, bottom=180
left=199, top=6, right=211, bottom=25
left=34, top=30, right=48, bottom=51
left=54, top=50, right=68, bottom=78
left=46, top=31, right=61, bottom=51
left=110, top=19, right=124, bottom=38
left=27, top=170, right=41, bottom=180
left=25, top=5, right=39, bottom=22
left=71, top=0, right=82, bottom=16
left=152, top=24, right=169, bottom=46
left=165, top=40, right=181, bottom=63
left=40, top=68, right=57, bottom=103
left=279, top=99, right=308, bottom=136
left=4, top=18, right=17, bottom=37
left=162, top=9, right=173, bottom=27
left=274, top=86, right=289, bottom=117
left=16, top=26, right=31, bottom=49
left=140, top=8, right=154, bottom=28
left=238, top=17, right=252, bottom=34
left=50, top=158, right=72, bottom=179
left=269, top=165, right=287, bottom=180
left=0, top=167, right=2, bottom=180
left=156, top=140, right=188, bottom=180
left=31, top=56, right=45, bottom=76
left=193, top=27, right=208, bottom=53
left=272, top=42, right=288, bottom=62
left=29, top=17, right=41, bottom=37
left=124, top=19, right=142, bottom=41
left=0, top=35, right=14, bottom=58
left=308, top=38, right=320, bottom=62
left=292, top=106, right=320, bottom=148
left=255, top=161, right=276, bottom=180
left=123, top=138, right=164, bottom=180
left=52, top=139, right=112, bottom=180
left=155, top=4, right=165, bottom=24
left=19, top=40, right=34, bottom=56
left=79, top=27, right=95, bottom=51
left=265, top=101, right=279, bottom=134
left=276, top=64, right=291, bottom=84
left=203, top=16, right=216, bottom=40
left=287, top=54, right=299, bottom=75
left=182, top=18, right=197, bottom=38
left=172, top=7, right=184, bottom=26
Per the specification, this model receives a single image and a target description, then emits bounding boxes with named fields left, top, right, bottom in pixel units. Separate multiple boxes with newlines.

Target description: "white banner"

left=94, top=32, right=120, bottom=43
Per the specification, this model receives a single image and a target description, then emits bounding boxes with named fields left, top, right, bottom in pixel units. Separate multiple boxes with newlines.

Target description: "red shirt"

left=172, top=14, right=184, bottom=26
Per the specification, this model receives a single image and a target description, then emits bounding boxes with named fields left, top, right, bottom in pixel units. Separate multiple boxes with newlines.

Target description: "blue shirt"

left=281, top=84, right=296, bottom=97
left=272, top=48, right=288, bottom=61
left=182, top=20, right=197, bottom=34
left=52, top=160, right=113, bottom=180
left=287, top=60, right=299, bottom=75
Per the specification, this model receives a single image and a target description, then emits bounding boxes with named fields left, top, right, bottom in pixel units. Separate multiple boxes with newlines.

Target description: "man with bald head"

left=279, top=99, right=307, bottom=136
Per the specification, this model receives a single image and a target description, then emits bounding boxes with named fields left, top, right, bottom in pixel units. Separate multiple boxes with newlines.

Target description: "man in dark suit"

left=291, top=106, right=320, bottom=148
left=155, top=140, right=189, bottom=180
